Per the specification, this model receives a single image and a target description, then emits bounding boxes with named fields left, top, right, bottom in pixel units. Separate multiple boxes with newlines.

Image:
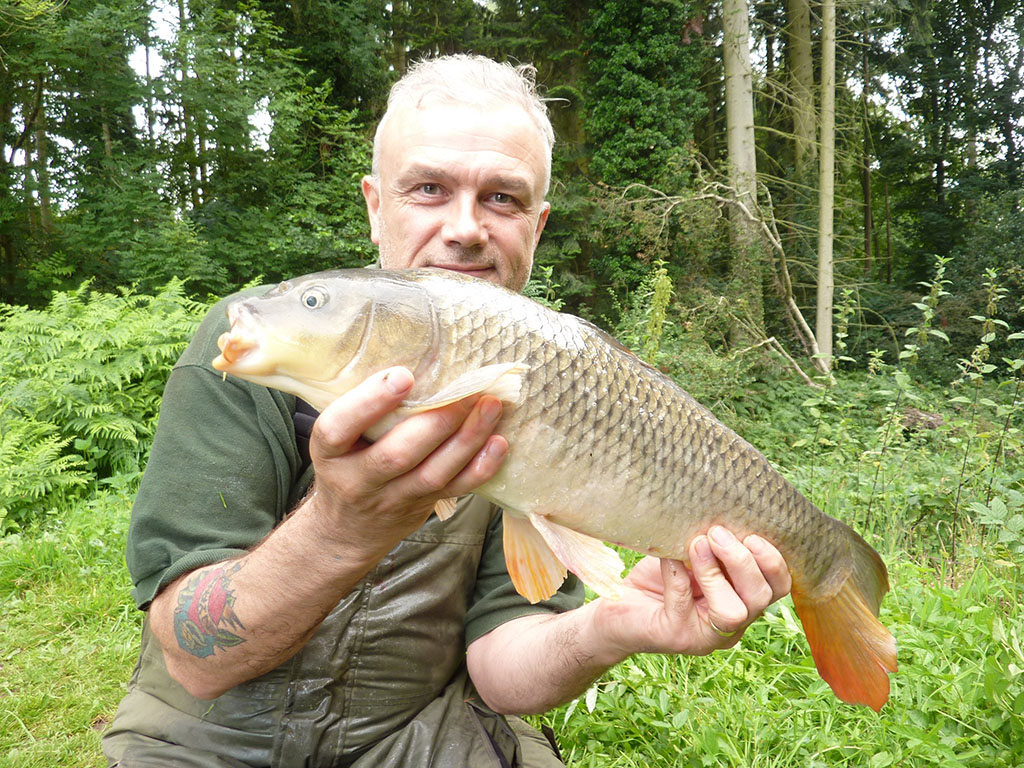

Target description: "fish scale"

left=213, top=267, right=898, bottom=711
left=431, top=275, right=845, bottom=577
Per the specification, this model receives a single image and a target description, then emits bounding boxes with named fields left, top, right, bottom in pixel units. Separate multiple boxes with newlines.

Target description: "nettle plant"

left=0, top=280, right=206, bottom=531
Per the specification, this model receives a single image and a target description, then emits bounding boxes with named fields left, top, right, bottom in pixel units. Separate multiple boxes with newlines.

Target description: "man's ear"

left=362, top=175, right=382, bottom=245
left=533, top=201, right=551, bottom=248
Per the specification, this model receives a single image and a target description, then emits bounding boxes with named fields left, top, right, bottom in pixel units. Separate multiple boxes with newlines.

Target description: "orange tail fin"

left=791, top=531, right=898, bottom=711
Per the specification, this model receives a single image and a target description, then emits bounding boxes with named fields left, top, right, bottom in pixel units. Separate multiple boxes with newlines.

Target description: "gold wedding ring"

left=709, top=619, right=737, bottom=638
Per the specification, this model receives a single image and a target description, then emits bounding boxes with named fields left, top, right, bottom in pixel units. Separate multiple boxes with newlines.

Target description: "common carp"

left=212, top=268, right=897, bottom=711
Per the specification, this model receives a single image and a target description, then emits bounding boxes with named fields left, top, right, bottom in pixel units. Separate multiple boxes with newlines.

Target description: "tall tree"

left=786, top=0, right=815, bottom=266
left=0, top=0, right=148, bottom=303
left=787, top=0, right=815, bottom=183
left=248, top=0, right=390, bottom=116
left=815, top=0, right=836, bottom=373
left=722, top=0, right=765, bottom=336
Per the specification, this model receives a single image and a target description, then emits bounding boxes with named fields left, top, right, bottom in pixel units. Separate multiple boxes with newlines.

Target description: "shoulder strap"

left=292, top=398, right=320, bottom=476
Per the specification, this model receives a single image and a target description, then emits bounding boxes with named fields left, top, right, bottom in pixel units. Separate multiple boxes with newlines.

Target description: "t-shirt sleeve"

left=463, top=510, right=585, bottom=646
left=126, top=293, right=301, bottom=609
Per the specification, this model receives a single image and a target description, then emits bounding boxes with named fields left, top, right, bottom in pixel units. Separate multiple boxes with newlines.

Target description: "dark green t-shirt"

left=125, top=289, right=583, bottom=645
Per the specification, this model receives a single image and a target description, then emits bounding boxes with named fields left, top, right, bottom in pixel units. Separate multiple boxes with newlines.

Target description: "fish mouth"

left=212, top=305, right=261, bottom=371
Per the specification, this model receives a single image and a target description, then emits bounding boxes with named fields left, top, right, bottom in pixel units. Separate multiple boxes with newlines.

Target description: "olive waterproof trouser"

left=103, top=497, right=566, bottom=768
left=105, top=667, right=564, bottom=768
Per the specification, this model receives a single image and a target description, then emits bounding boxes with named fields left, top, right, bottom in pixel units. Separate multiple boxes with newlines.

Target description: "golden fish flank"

left=213, top=268, right=898, bottom=712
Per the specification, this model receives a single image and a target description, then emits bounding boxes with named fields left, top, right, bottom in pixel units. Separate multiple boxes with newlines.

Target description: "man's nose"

left=441, top=194, right=488, bottom=247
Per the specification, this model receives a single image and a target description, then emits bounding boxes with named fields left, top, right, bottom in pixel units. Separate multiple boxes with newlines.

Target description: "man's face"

left=362, top=99, right=551, bottom=293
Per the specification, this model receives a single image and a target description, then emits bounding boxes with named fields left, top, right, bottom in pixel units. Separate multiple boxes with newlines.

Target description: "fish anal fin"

left=433, top=497, right=458, bottom=521
left=791, top=535, right=897, bottom=711
left=528, top=513, right=625, bottom=601
left=401, top=363, right=529, bottom=413
left=502, top=511, right=567, bottom=604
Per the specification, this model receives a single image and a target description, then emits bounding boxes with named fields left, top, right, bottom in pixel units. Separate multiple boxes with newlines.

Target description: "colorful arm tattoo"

left=173, top=561, right=247, bottom=658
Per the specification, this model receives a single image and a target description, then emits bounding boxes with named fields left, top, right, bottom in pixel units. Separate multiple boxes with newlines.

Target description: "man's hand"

left=467, top=528, right=791, bottom=714
left=305, top=366, right=508, bottom=563
left=152, top=366, right=507, bottom=699
left=591, top=527, right=792, bottom=660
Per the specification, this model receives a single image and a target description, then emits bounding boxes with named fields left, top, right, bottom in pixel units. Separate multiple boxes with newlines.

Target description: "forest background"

left=2, top=0, right=1024, bottom=766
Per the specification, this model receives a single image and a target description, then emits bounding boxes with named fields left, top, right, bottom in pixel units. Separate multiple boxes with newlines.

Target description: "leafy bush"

left=0, top=281, right=206, bottom=531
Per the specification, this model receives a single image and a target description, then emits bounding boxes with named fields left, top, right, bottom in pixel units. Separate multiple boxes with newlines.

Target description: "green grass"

left=0, top=489, right=142, bottom=768
left=529, top=548, right=1024, bottom=768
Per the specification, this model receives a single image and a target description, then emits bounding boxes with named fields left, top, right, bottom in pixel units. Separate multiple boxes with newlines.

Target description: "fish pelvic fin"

left=433, top=497, right=458, bottom=521
left=527, top=513, right=625, bottom=601
left=791, top=532, right=897, bottom=712
left=502, top=511, right=567, bottom=604
left=400, top=363, right=529, bottom=413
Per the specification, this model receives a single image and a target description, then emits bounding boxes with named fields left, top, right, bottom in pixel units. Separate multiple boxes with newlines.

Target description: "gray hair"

left=370, top=54, right=554, bottom=192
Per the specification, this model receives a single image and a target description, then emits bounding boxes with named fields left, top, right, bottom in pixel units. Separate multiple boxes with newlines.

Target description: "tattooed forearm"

left=174, top=562, right=247, bottom=658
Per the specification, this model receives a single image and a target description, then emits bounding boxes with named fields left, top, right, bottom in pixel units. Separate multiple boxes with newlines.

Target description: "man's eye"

left=491, top=193, right=516, bottom=205
left=419, top=183, right=442, bottom=195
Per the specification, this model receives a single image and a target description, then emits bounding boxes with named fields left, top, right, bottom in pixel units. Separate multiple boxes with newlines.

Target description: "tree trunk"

left=392, top=0, right=408, bottom=74
left=177, top=0, right=199, bottom=210
left=815, top=0, right=836, bottom=374
left=198, top=130, right=207, bottom=205
left=787, top=0, right=815, bottom=183
left=0, top=95, right=14, bottom=302
left=100, top=104, right=114, bottom=158
left=884, top=180, right=892, bottom=284
left=144, top=44, right=155, bottom=144
left=697, top=44, right=719, bottom=166
left=722, top=0, right=765, bottom=338
left=33, top=76, right=53, bottom=239
left=785, top=0, right=816, bottom=282
left=861, top=45, right=872, bottom=275
left=861, top=155, right=872, bottom=275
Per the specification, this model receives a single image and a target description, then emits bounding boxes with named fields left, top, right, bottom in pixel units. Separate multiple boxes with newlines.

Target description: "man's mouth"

left=429, top=263, right=496, bottom=280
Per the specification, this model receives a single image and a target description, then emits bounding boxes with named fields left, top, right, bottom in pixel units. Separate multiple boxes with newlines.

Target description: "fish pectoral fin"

left=528, top=513, right=625, bottom=601
left=502, top=511, right=568, bottom=604
left=433, top=497, right=458, bottom=522
left=399, top=363, right=529, bottom=413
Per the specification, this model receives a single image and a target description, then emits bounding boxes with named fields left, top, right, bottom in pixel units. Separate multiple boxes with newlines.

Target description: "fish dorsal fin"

left=399, top=362, right=529, bottom=414
left=528, top=513, right=625, bottom=601
left=502, top=511, right=568, bottom=604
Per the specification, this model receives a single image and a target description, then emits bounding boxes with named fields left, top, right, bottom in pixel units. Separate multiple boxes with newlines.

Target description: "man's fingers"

left=689, top=533, right=749, bottom=636
left=659, top=557, right=695, bottom=618
left=312, top=367, right=414, bottom=459
left=742, top=533, right=792, bottom=601
left=441, top=433, right=508, bottom=498
left=705, top=526, right=776, bottom=616
left=398, top=395, right=506, bottom=497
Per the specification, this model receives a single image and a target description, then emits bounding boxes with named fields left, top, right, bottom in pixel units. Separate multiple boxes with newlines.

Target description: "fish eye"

left=300, top=286, right=329, bottom=310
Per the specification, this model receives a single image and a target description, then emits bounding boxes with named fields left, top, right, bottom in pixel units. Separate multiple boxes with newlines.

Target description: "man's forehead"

left=385, top=97, right=543, bottom=146
left=380, top=102, right=548, bottom=187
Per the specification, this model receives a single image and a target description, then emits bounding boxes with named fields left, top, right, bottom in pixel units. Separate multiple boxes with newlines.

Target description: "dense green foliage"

left=7, top=0, right=1021, bottom=363
left=0, top=281, right=206, bottom=531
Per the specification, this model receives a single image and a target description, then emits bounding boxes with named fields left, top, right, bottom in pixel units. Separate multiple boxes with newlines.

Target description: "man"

left=104, top=55, right=791, bottom=767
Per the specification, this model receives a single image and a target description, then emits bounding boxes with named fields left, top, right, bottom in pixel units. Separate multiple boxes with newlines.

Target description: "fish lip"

left=213, top=304, right=261, bottom=370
